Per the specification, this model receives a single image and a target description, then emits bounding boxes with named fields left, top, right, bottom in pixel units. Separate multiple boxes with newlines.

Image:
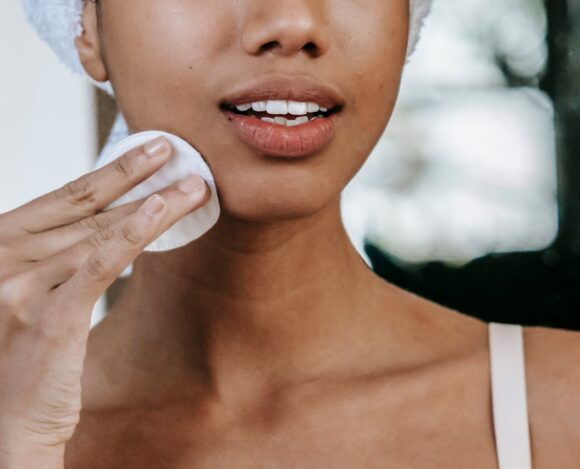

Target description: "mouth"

left=219, top=76, right=345, bottom=158
left=219, top=101, right=341, bottom=126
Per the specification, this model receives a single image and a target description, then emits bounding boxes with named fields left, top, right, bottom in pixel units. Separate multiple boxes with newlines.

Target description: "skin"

left=1, top=0, right=579, bottom=467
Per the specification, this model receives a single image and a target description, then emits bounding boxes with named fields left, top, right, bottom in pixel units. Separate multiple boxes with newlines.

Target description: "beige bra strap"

left=489, top=322, right=533, bottom=469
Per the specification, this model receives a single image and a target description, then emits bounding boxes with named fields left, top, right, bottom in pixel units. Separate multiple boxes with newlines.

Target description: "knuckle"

left=54, top=177, right=98, bottom=209
left=0, top=274, right=34, bottom=313
left=113, top=155, right=137, bottom=179
left=92, top=224, right=117, bottom=247
left=119, top=221, right=143, bottom=246
left=6, top=308, right=38, bottom=331
left=77, top=213, right=109, bottom=233
left=84, top=253, right=112, bottom=281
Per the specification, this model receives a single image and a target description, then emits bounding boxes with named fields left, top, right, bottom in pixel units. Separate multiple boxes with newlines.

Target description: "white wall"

left=0, top=2, right=105, bottom=326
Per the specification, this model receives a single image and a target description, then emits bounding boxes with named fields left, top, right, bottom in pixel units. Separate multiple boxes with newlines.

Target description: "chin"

left=196, top=128, right=360, bottom=224
left=216, top=180, right=338, bottom=224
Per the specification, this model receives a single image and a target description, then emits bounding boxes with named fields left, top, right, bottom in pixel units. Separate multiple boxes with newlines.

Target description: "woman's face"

left=90, top=0, right=409, bottom=222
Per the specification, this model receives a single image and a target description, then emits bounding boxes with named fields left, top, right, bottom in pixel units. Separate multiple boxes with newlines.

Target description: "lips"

left=220, top=75, right=345, bottom=110
left=222, top=110, right=339, bottom=158
left=219, top=75, right=344, bottom=158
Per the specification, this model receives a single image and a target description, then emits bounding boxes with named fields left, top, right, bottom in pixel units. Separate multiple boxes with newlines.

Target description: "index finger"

left=2, top=136, right=172, bottom=234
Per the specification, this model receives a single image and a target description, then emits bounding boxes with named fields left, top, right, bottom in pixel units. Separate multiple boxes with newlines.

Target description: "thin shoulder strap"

left=488, top=322, right=533, bottom=469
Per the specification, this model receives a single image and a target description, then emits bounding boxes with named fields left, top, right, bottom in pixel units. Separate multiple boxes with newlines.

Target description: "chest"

left=64, top=375, right=499, bottom=469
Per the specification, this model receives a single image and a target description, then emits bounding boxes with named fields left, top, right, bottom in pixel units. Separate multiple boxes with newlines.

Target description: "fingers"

left=11, top=199, right=141, bottom=261
left=2, top=136, right=172, bottom=234
left=14, top=171, right=213, bottom=260
left=49, top=175, right=210, bottom=306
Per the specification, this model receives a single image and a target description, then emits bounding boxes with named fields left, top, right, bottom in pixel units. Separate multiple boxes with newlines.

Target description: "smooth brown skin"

left=2, top=0, right=580, bottom=467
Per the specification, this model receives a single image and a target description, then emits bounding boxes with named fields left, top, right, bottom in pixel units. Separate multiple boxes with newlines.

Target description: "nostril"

left=259, top=41, right=281, bottom=55
left=303, top=42, right=317, bottom=55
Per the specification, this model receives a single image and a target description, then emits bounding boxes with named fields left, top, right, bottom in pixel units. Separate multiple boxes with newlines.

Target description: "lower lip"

left=222, top=110, right=338, bottom=158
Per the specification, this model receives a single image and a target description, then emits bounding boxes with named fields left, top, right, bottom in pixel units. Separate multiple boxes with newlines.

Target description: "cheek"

left=102, top=1, right=230, bottom=129
left=306, top=3, right=407, bottom=189
left=335, top=3, right=408, bottom=133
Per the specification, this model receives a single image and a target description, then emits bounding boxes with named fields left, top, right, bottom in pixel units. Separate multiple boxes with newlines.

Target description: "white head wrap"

left=21, top=0, right=433, bottom=161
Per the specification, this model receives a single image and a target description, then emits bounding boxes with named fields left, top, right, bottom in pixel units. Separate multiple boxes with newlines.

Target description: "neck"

left=90, top=198, right=400, bottom=406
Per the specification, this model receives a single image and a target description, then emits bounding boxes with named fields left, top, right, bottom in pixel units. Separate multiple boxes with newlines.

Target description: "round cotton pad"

left=95, top=130, right=221, bottom=252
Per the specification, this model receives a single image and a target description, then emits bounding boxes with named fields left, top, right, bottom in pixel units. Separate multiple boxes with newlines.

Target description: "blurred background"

left=2, top=0, right=579, bottom=329
left=0, top=0, right=105, bottom=323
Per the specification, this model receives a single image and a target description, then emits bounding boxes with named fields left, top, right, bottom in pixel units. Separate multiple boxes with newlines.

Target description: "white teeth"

left=261, top=115, right=316, bottom=126
left=234, top=100, right=330, bottom=116
left=235, top=103, right=252, bottom=112
left=288, top=101, right=308, bottom=116
left=306, top=102, right=320, bottom=113
left=251, top=101, right=267, bottom=112
left=267, top=100, right=289, bottom=115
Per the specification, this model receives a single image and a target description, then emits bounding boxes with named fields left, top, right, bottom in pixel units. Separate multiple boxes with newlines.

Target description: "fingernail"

left=178, top=175, right=206, bottom=194
left=144, top=136, right=170, bottom=158
left=142, top=194, right=165, bottom=215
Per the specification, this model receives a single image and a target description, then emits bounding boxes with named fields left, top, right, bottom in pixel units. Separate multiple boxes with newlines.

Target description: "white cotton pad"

left=95, top=130, right=221, bottom=252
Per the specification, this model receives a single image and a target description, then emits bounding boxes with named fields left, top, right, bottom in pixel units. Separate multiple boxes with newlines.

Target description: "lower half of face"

left=99, top=0, right=408, bottom=222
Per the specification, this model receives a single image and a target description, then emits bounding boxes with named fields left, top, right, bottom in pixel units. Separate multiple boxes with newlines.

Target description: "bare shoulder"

left=523, top=325, right=580, bottom=467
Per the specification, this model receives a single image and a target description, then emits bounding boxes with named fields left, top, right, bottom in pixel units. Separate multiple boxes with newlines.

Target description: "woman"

left=2, top=0, right=579, bottom=467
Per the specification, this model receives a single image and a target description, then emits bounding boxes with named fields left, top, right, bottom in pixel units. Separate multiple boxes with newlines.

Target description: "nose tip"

left=242, top=2, right=329, bottom=58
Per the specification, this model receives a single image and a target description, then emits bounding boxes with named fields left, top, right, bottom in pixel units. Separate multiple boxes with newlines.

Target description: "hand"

left=0, top=136, right=210, bottom=467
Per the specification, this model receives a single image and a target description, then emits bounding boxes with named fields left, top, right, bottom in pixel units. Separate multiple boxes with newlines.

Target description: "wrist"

left=0, top=443, right=65, bottom=469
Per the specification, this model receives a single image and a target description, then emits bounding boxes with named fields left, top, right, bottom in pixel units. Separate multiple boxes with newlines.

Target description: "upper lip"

left=220, top=75, right=345, bottom=110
